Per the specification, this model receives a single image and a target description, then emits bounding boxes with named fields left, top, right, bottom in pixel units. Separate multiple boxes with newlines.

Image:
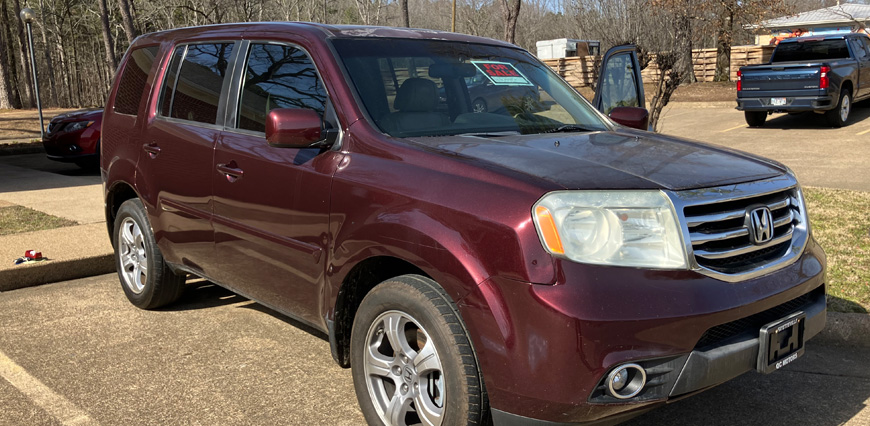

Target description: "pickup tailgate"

left=740, top=63, right=823, bottom=95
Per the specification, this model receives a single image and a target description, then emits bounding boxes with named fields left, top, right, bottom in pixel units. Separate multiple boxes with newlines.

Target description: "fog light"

left=606, top=363, right=646, bottom=399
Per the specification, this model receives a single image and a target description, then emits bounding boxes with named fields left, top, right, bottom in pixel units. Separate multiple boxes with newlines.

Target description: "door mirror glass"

left=593, top=46, right=645, bottom=116
left=609, top=106, right=649, bottom=130
left=265, top=108, right=324, bottom=148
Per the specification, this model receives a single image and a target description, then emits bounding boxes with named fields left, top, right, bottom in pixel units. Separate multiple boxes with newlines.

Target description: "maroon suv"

left=101, top=23, right=826, bottom=426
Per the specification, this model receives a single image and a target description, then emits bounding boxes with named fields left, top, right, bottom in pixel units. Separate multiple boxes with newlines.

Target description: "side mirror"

left=265, top=108, right=324, bottom=148
left=609, top=106, right=649, bottom=131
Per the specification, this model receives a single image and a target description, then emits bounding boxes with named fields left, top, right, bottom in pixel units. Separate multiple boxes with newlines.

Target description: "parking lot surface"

left=1, top=275, right=868, bottom=425
left=658, top=101, right=870, bottom=192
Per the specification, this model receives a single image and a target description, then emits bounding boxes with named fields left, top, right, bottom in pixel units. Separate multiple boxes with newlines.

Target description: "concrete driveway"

left=1, top=275, right=868, bottom=425
left=658, top=101, right=870, bottom=192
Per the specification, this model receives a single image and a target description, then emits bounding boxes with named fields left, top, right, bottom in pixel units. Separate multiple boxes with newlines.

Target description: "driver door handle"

left=216, top=162, right=244, bottom=183
left=142, top=143, right=161, bottom=159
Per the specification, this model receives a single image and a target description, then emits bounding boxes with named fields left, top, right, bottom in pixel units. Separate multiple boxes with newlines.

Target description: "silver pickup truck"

left=736, top=34, right=870, bottom=127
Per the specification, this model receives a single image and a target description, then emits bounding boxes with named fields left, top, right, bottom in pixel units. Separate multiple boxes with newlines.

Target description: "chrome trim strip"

left=694, top=228, right=793, bottom=260
left=773, top=210, right=794, bottom=228
left=690, top=227, right=749, bottom=245
left=686, top=209, right=744, bottom=227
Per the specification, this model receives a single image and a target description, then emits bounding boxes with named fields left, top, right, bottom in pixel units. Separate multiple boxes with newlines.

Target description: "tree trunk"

left=117, top=0, right=139, bottom=45
left=500, top=0, right=521, bottom=44
left=12, top=0, right=34, bottom=107
left=98, top=0, right=117, bottom=74
left=400, top=0, right=409, bottom=27
left=673, top=12, right=696, bottom=84
left=714, top=10, right=733, bottom=82
left=37, top=0, right=58, bottom=107
left=0, top=0, right=21, bottom=108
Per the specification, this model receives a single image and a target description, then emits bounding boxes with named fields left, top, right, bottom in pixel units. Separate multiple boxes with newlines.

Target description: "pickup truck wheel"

left=744, top=111, right=767, bottom=127
left=113, top=199, right=186, bottom=309
left=351, top=275, right=489, bottom=426
left=825, top=90, right=851, bottom=128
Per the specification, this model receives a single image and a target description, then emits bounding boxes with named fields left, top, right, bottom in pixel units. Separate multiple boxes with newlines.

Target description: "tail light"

left=819, top=66, right=830, bottom=89
left=736, top=70, right=742, bottom=91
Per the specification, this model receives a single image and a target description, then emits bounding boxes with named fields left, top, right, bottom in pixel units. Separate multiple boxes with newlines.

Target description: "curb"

left=0, top=141, right=43, bottom=156
left=0, top=255, right=115, bottom=292
left=814, top=311, right=870, bottom=348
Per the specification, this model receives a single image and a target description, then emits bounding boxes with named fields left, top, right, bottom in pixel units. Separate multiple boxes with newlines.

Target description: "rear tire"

left=113, top=199, right=186, bottom=309
left=350, top=275, right=490, bottom=426
left=825, top=89, right=851, bottom=128
left=744, top=111, right=767, bottom=127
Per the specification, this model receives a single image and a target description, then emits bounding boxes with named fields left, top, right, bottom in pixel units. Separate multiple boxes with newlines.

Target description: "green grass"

left=804, top=187, right=870, bottom=313
left=0, top=206, right=78, bottom=236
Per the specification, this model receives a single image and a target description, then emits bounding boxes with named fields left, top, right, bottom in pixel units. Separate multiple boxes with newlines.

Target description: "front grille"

left=695, top=287, right=822, bottom=348
left=682, top=187, right=802, bottom=275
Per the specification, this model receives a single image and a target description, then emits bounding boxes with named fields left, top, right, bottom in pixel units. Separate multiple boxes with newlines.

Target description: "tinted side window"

left=114, top=46, right=159, bottom=115
left=851, top=39, right=869, bottom=60
left=237, top=43, right=327, bottom=132
left=164, top=43, right=235, bottom=125
left=159, top=46, right=185, bottom=117
left=772, top=40, right=850, bottom=62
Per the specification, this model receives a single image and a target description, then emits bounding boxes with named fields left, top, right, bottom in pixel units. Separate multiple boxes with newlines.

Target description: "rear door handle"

left=216, top=162, right=244, bottom=183
left=143, top=143, right=161, bottom=159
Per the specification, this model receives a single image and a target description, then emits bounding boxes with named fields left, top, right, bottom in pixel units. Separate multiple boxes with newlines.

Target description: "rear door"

left=210, top=40, right=342, bottom=325
left=136, top=42, right=238, bottom=275
left=592, top=45, right=645, bottom=114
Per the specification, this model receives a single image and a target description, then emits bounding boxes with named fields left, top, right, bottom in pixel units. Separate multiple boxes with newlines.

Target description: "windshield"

left=332, top=38, right=610, bottom=137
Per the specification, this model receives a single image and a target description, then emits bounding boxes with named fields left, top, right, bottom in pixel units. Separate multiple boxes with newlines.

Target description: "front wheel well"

left=330, top=256, right=429, bottom=367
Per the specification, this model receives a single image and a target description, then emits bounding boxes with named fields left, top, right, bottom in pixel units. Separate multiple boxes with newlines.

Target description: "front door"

left=211, top=41, right=341, bottom=326
left=592, top=45, right=646, bottom=115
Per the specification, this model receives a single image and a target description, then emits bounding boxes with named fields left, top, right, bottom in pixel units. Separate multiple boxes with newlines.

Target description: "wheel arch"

left=104, top=180, right=141, bottom=245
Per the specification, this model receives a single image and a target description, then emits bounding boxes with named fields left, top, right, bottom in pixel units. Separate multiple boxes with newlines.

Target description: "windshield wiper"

left=542, top=125, right=595, bottom=134
left=455, top=131, right=521, bottom=137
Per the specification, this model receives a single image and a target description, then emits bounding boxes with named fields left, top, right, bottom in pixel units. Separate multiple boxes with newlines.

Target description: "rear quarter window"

left=772, top=39, right=850, bottom=63
left=114, top=46, right=159, bottom=115
left=158, top=43, right=235, bottom=125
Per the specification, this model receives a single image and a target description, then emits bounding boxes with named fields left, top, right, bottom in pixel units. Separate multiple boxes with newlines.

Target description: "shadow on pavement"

left=761, top=99, right=870, bottom=130
left=828, top=295, right=868, bottom=314
left=0, top=153, right=101, bottom=193
left=165, top=278, right=330, bottom=341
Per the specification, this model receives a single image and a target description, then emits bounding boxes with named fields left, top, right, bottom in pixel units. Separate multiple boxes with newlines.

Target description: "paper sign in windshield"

left=471, top=61, right=533, bottom=86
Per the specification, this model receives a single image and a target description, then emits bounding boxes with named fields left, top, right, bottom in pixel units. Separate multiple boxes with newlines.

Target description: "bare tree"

left=117, top=0, right=139, bottom=44
left=500, top=0, right=521, bottom=44
left=400, top=0, right=409, bottom=27
left=98, top=0, right=117, bottom=74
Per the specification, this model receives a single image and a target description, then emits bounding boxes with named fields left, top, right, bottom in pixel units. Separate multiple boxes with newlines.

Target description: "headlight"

left=65, top=121, right=94, bottom=132
left=533, top=190, right=688, bottom=268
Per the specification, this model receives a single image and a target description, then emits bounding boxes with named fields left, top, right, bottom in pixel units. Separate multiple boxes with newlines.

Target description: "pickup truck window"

left=333, top=38, right=608, bottom=137
left=237, top=43, right=327, bottom=132
left=771, top=39, right=850, bottom=63
left=850, top=38, right=869, bottom=60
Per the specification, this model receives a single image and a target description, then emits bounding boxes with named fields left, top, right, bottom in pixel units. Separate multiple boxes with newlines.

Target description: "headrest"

left=394, top=78, right=438, bottom=112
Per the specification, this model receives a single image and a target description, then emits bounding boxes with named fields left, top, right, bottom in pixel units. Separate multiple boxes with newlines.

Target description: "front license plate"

left=757, top=311, right=805, bottom=374
left=770, top=97, right=787, bottom=106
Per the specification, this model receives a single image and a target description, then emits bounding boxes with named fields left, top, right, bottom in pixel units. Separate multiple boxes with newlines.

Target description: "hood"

left=51, top=108, right=103, bottom=122
left=405, top=129, right=786, bottom=191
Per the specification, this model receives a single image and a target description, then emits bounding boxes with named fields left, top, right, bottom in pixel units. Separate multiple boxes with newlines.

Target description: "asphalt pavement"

left=0, top=274, right=867, bottom=426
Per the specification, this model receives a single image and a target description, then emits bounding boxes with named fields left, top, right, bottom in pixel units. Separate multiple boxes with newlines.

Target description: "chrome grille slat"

left=773, top=210, right=794, bottom=228
left=686, top=195, right=790, bottom=227
left=690, top=227, right=749, bottom=244
left=694, top=228, right=794, bottom=260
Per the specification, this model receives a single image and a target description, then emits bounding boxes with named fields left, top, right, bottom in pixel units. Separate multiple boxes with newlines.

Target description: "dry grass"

left=804, top=187, right=870, bottom=313
left=0, top=206, right=78, bottom=236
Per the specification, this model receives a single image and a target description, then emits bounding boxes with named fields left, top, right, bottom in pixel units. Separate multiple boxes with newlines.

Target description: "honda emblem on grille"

left=747, top=207, right=774, bottom=245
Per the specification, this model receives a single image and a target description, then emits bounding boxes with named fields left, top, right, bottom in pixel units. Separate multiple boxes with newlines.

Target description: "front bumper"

left=458, top=239, right=826, bottom=425
left=736, top=95, right=834, bottom=112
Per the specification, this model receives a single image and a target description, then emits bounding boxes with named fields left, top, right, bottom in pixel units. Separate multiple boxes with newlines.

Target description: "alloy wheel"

left=840, top=94, right=850, bottom=123
left=363, top=310, right=445, bottom=426
left=118, top=217, right=148, bottom=294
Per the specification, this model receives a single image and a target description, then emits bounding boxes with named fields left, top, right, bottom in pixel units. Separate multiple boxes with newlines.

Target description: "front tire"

left=113, top=199, right=185, bottom=309
left=744, top=111, right=767, bottom=127
left=825, top=89, right=851, bottom=128
left=351, top=275, right=489, bottom=426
